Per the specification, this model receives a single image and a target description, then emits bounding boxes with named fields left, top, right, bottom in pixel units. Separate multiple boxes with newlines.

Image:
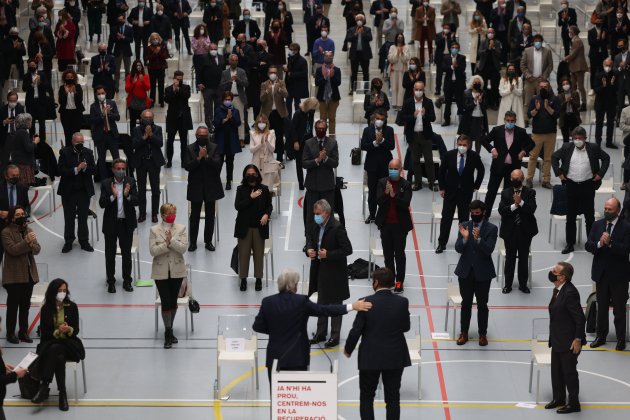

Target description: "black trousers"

left=269, top=110, right=285, bottom=162
left=294, top=148, right=304, bottom=189
left=561, top=30, right=571, bottom=56
left=484, top=165, right=518, bottom=217
left=565, top=179, right=595, bottom=246
left=104, top=220, right=133, bottom=283
left=40, top=341, right=72, bottom=390
left=443, top=84, right=463, bottom=120
left=458, top=273, right=491, bottom=335
left=60, top=110, right=83, bottom=145
left=551, top=350, right=580, bottom=406
left=61, top=190, right=91, bottom=244
left=350, top=51, right=370, bottom=90
left=315, top=295, right=342, bottom=341
left=560, top=113, right=580, bottom=143
left=29, top=119, right=47, bottom=143
left=366, top=169, right=387, bottom=218
left=155, top=277, right=184, bottom=311
left=4, top=281, right=34, bottom=336
left=359, top=368, right=404, bottom=420
left=435, top=55, right=444, bottom=93
left=189, top=199, right=216, bottom=245
left=285, top=94, right=302, bottom=119
left=595, top=106, right=616, bottom=145
left=304, top=189, right=335, bottom=236
left=173, top=22, right=191, bottom=53
left=220, top=154, right=235, bottom=181
left=410, top=132, right=435, bottom=185
left=136, top=160, right=161, bottom=217
left=596, top=276, right=629, bottom=340
left=133, top=27, right=149, bottom=59
left=129, top=108, right=142, bottom=132
left=166, top=129, right=188, bottom=164
left=149, top=69, right=166, bottom=106
left=504, top=231, right=533, bottom=289
left=381, top=223, right=408, bottom=283
left=438, top=191, right=471, bottom=246
left=96, top=133, right=120, bottom=181
left=480, top=68, right=500, bottom=108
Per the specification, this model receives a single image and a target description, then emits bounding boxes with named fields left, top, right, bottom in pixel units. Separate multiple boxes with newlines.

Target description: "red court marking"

left=298, top=196, right=304, bottom=208
left=27, top=312, right=41, bottom=335
left=395, top=134, right=452, bottom=419
left=29, top=190, right=39, bottom=205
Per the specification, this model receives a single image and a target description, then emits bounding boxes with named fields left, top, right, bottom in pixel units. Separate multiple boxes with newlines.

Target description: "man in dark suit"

left=284, top=43, right=309, bottom=118
left=375, top=160, right=412, bottom=293
left=344, top=267, right=410, bottom=420
left=551, top=126, right=610, bottom=253
left=588, top=17, right=608, bottom=96
left=232, top=9, right=261, bottom=44
left=127, top=1, right=153, bottom=59
left=0, top=164, right=30, bottom=264
left=150, top=3, right=173, bottom=42
left=90, top=86, right=121, bottom=181
left=166, top=0, right=192, bottom=54
left=197, top=43, right=225, bottom=126
left=164, top=70, right=193, bottom=168
left=433, top=23, right=456, bottom=96
left=306, top=199, right=353, bottom=348
left=436, top=135, right=485, bottom=253
left=498, top=169, right=538, bottom=293
left=369, top=0, right=392, bottom=49
left=345, top=14, right=373, bottom=94
left=306, top=5, right=330, bottom=56
left=361, top=109, right=394, bottom=223
left=546, top=262, right=586, bottom=414
left=108, top=14, right=133, bottom=93
left=0, top=91, right=24, bottom=152
left=302, top=120, right=339, bottom=236
left=183, top=126, right=224, bottom=252
left=22, top=60, right=53, bottom=142
left=401, top=81, right=436, bottom=191
left=585, top=198, right=630, bottom=351
left=593, top=59, right=618, bottom=148
left=253, top=268, right=372, bottom=381
left=454, top=200, right=498, bottom=345
left=57, top=133, right=96, bottom=254
left=557, top=1, right=577, bottom=56
left=490, top=0, right=511, bottom=65
left=482, top=110, right=534, bottom=217
left=476, top=28, right=502, bottom=108
left=441, top=40, right=466, bottom=126
left=614, top=39, right=630, bottom=123
left=90, top=44, right=117, bottom=99
left=131, top=110, right=165, bottom=224
left=99, top=159, right=139, bottom=293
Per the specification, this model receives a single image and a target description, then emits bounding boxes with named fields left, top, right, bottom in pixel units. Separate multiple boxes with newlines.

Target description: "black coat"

left=498, top=186, right=538, bottom=239
left=150, top=14, right=173, bottom=42
left=482, top=125, right=534, bottom=175
left=233, top=184, right=273, bottom=239
left=548, top=281, right=586, bottom=351
left=232, top=19, right=261, bottom=40
left=0, top=103, right=24, bottom=150
left=253, top=291, right=348, bottom=370
left=315, top=65, right=341, bottom=102
left=360, top=125, right=394, bottom=173
left=56, top=145, right=96, bottom=197
left=438, top=149, right=485, bottom=196
left=344, top=26, right=373, bottom=60
left=455, top=220, right=498, bottom=282
left=302, top=136, right=339, bottom=192
left=306, top=217, right=353, bottom=300
left=433, top=32, right=456, bottom=64
left=164, top=83, right=193, bottom=133
left=166, top=0, right=192, bottom=28
left=99, top=176, right=139, bottom=234
left=90, top=100, right=121, bottom=142
left=90, top=54, right=116, bottom=93
left=285, top=54, right=309, bottom=99
left=374, top=176, right=413, bottom=232
left=106, top=0, right=129, bottom=25
left=557, top=8, right=577, bottom=36
left=198, top=54, right=225, bottom=90
left=22, top=71, right=55, bottom=120
left=58, top=85, right=85, bottom=115
left=27, top=40, right=54, bottom=75
left=593, top=70, right=617, bottom=111
left=587, top=27, right=608, bottom=61
left=38, top=301, right=85, bottom=362
left=131, top=124, right=166, bottom=168
left=0, top=36, right=26, bottom=81
left=4, top=129, right=35, bottom=168
left=401, top=96, right=435, bottom=138
left=402, top=70, right=426, bottom=100
left=457, top=89, right=489, bottom=137
left=441, top=53, right=466, bottom=93
left=369, top=0, right=393, bottom=26
left=551, top=142, right=610, bottom=187
left=127, top=5, right=153, bottom=28
left=108, top=24, right=134, bottom=57
left=0, top=181, right=30, bottom=231
left=585, top=218, right=630, bottom=284
left=345, top=289, right=411, bottom=370
left=183, top=142, right=225, bottom=202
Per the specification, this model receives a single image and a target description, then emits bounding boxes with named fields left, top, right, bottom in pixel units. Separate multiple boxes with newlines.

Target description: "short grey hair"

left=314, top=199, right=331, bottom=214
left=571, top=126, right=587, bottom=138
left=277, top=268, right=300, bottom=293
left=15, top=113, right=32, bottom=130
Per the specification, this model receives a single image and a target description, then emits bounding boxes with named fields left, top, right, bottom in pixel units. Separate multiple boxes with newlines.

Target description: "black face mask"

left=196, top=136, right=208, bottom=146
left=512, top=179, right=523, bottom=188
left=470, top=213, right=484, bottom=223
left=29, top=68, right=37, bottom=73
left=473, top=83, right=482, bottom=90
left=74, top=143, right=84, bottom=152
left=65, top=79, right=75, bottom=85
left=246, top=175, right=258, bottom=184
left=548, top=271, right=557, bottom=283
left=539, top=88, right=549, bottom=99
left=315, top=130, right=326, bottom=138
left=99, top=51, right=106, bottom=56
left=14, top=216, right=27, bottom=226
left=7, top=177, right=19, bottom=185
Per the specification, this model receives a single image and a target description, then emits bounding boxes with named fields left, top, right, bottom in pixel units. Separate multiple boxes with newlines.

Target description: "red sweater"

left=385, top=179, right=400, bottom=224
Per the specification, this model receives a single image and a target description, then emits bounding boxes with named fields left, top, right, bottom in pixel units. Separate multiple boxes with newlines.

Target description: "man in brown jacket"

left=565, top=25, right=588, bottom=110
left=414, top=2, right=436, bottom=66
left=520, top=34, right=554, bottom=125
left=260, top=65, right=288, bottom=163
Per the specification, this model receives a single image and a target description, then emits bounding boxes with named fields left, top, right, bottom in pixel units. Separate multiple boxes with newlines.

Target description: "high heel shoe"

left=31, top=382, right=50, bottom=403
left=239, top=278, right=247, bottom=291
left=59, top=388, right=69, bottom=411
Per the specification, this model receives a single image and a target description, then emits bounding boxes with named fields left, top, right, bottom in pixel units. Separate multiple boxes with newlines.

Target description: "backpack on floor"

left=347, top=258, right=379, bottom=280
left=585, top=291, right=598, bottom=334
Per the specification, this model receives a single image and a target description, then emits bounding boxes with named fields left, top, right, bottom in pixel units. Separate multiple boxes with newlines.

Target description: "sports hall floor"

left=2, top=0, right=629, bottom=419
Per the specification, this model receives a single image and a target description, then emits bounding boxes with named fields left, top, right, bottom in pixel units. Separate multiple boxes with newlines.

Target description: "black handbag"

left=188, top=297, right=200, bottom=313
left=350, top=148, right=361, bottom=165
left=230, top=245, right=239, bottom=274
left=18, top=374, right=40, bottom=399
left=395, top=110, right=405, bottom=126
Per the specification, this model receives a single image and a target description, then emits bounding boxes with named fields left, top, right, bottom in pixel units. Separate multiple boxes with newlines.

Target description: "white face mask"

left=97, top=94, right=106, bottom=102
left=562, top=84, right=571, bottom=92
left=209, top=49, right=218, bottom=56
left=321, top=30, right=328, bottom=38
left=443, top=29, right=450, bottom=34
left=618, top=13, right=624, bottom=19
left=257, top=122, right=267, bottom=130
left=390, top=12, right=397, bottom=18
left=8, top=101, right=17, bottom=109
left=487, top=33, right=494, bottom=39
left=457, top=145, right=468, bottom=154
left=561, top=4, right=568, bottom=9
left=269, top=73, right=278, bottom=81
left=574, top=140, right=585, bottom=148
left=200, top=29, right=205, bottom=35
left=604, top=66, right=612, bottom=72
left=157, top=10, right=163, bottom=16
left=356, top=20, right=364, bottom=27
left=374, top=119, right=384, bottom=128
left=56, top=292, right=67, bottom=302
left=414, top=89, right=424, bottom=98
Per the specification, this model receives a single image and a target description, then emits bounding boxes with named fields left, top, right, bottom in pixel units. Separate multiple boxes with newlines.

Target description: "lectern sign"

left=271, top=360, right=338, bottom=420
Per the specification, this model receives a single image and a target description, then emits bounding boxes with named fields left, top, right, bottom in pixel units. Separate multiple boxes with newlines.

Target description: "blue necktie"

left=458, top=154, right=465, bottom=175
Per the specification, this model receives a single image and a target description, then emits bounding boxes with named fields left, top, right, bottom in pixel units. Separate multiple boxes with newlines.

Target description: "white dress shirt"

left=414, top=99, right=424, bottom=132
left=533, top=48, right=543, bottom=78
left=566, top=146, right=592, bottom=182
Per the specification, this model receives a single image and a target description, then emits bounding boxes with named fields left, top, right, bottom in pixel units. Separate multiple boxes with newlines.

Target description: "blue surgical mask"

left=389, top=169, right=400, bottom=179
left=244, top=15, right=251, bottom=20
left=451, top=48, right=458, bottom=55
left=534, top=41, right=542, bottom=49
left=505, top=122, right=515, bottom=130
left=517, top=13, right=525, bottom=18
left=314, top=214, right=324, bottom=225
left=224, top=100, right=232, bottom=107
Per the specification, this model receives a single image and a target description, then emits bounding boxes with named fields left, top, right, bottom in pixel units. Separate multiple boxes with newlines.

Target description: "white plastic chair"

left=406, top=315, right=422, bottom=399
left=31, top=179, right=56, bottom=212
left=216, top=314, right=259, bottom=397
left=496, top=238, right=533, bottom=288
left=362, top=171, right=369, bottom=218
left=155, top=264, right=195, bottom=339
left=66, top=319, right=87, bottom=401
left=187, top=202, right=220, bottom=247
left=31, top=263, right=49, bottom=337
left=367, top=223, right=384, bottom=279
left=529, top=318, right=552, bottom=404
left=444, top=264, right=463, bottom=338
left=117, top=232, right=140, bottom=280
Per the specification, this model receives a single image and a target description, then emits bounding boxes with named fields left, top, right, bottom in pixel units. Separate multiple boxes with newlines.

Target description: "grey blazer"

left=219, top=67, right=249, bottom=107
left=302, top=136, right=339, bottom=192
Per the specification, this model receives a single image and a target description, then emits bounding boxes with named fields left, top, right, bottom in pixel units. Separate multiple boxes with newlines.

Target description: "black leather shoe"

left=18, top=333, right=33, bottom=343
left=107, top=283, right=116, bottom=293
left=411, top=183, right=422, bottom=191
left=188, top=244, right=197, bottom=252
left=606, top=143, right=619, bottom=149
left=324, top=338, right=339, bottom=348
left=561, top=244, right=574, bottom=254
left=152, top=215, right=158, bottom=223
left=616, top=340, right=626, bottom=351
left=225, top=181, right=231, bottom=190
left=205, top=243, right=215, bottom=251
left=137, top=213, right=146, bottom=223
left=364, top=216, right=373, bottom=224
left=544, top=400, right=566, bottom=409
left=62, top=242, right=73, bottom=253
left=557, top=405, right=580, bottom=413
left=441, top=119, right=450, bottom=127
left=171, top=333, right=178, bottom=344
left=435, top=244, right=446, bottom=254
left=502, top=287, right=512, bottom=294
left=31, top=383, right=50, bottom=403
left=164, top=328, right=173, bottom=349
left=309, top=336, right=325, bottom=345
left=590, top=337, right=606, bottom=348
left=240, top=278, right=247, bottom=291
left=122, top=282, right=134, bottom=292
left=255, top=278, right=262, bottom=291
left=59, top=389, right=69, bottom=411
left=166, top=161, right=172, bottom=168
left=519, top=286, right=531, bottom=294
left=80, top=242, right=94, bottom=252
left=6, top=335, right=19, bottom=344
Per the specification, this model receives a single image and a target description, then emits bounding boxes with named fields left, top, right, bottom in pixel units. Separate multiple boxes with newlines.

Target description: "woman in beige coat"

left=387, top=33, right=411, bottom=109
left=149, top=203, right=188, bottom=349
left=468, top=10, right=487, bottom=74
left=1, top=205, right=40, bottom=344
left=497, top=63, right=525, bottom=127
left=249, top=114, right=278, bottom=189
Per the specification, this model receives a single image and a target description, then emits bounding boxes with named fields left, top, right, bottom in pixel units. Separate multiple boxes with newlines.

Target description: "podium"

left=271, top=360, right=338, bottom=420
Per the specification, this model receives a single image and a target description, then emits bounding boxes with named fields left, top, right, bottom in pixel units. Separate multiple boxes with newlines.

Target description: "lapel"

left=565, top=143, right=575, bottom=162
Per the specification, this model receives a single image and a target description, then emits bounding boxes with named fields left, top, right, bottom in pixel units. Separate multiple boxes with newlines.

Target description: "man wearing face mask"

left=128, top=0, right=153, bottom=60
left=413, top=1, right=435, bottom=67
left=361, top=110, right=394, bottom=224
left=219, top=54, right=249, bottom=147
left=0, top=91, right=24, bottom=149
left=433, top=23, right=455, bottom=96
left=374, top=160, right=412, bottom=293
left=382, top=6, right=404, bottom=44
left=520, top=34, right=553, bottom=126
left=164, top=71, right=193, bottom=168
left=507, top=6, right=530, bottom=51
left=260, top=66, right=288, bottom=163
left=613, top=39, right=630, bottom=124
left=90, top=85, right=121, bottom=181
left=232, top=9, right=261, bottom=45
left=150, top=4, right=173, bottom=43
left=183, top=126, right=224, bottom=252
left=108, top=13, right=133, bottom=94
left=284, top=43, right=309, bottom=118
left=498, top=169, right=538, bottom=294
left=454, top=200, right=497, bottom=346
left=557, top=1, right=577, bottom=56
left=552, top=126, right=610, bottom=254
left=345, top=14, right=372, bottom=94
left=482, top=110, right=534, bottom=218
left=1, top=27, right=26, bottom=101
left=311, top=25, right=334, bottom=72
left=564, top=26, right=587, bottom=111
left=0, top=165, right=30, bottom=264
left=489, top=0, right=510, bottom=65
left=197, top=43, right=224, bottom=126
left=440, top=41, right=466, bottom=127
left=90, top=43, right=116, bottom=99
left=131, top=110, right=165, bottom=224
left=306, top=6, right=330, bottom=57
left=476, top=28, right=502, bottom=109
left=593, top=58, right=618, bottom=148
left=202, top=0, right=224, bottom=43
left=99, top=159, right=139, bottom=293
left=545, top=262, right=585, bottom=414
left=588, top=18, right=608, bottom=95
left=57, top=132, right=96, bottom=253
left=167, top=0, right=192, bottom=55
left=585, top=198, right=630, bottom=351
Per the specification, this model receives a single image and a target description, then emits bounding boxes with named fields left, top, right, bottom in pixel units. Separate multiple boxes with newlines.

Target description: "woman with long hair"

left=145, top=33, right=169, bottom=108
left=54, top=9, right=77, bottom=71
left=497, top=63, right=524, bottom=127
left=468, top=10, right=487, bottom=74
left=274, top=0, right=294, bottom=43
left=125, top=60, right=151, bottom=131
left=387, top=33, right=411, bottom=110
left=191, top=24, right=211, bottom=79
left=363, top=78, right=390, bottom=123
left=558, top=76, right=581, bottom=143
left=58, top=68, right=85, bottom=144
left=402, top=56, right=426, bottom=101
left=31, top=279, right=85, bottom=411
left=250, top=114, right=277, bottom=189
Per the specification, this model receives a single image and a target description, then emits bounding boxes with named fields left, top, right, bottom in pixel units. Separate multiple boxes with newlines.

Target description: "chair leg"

left=74, top=368, right=79, bottom=402
left=452, top=308, right=457, bottom=338
left=217, top=365, right=221, bottom=399
left=191, top=311, right=195, bottom=332
left=265, top=255, right=269, bottom=287
left=154, top=305, right=158, bottom=338
left=418, top=363, right=422, bottom=400
left=430, top=218, right=434, bottom=243
left=255, top=354, right=259, bottom=390
left=536, top=369, right=540, bottom=404
left=548, top=217, right=552, bottom=243
left=185, top=307, right=189, bottom=340
left=81, top=360, right=87, bottom=393
left=528, top=360, right=533, bottom=392
left=444, top=301, right=450, bottom=332
left=271, top=252, right=275, bottom=280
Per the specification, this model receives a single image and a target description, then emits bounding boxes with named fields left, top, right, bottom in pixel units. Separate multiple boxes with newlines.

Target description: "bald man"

left=374, top=159, right=412, bottom=293
left=585, top=198, right=630, bottom=351
left=497, top=169, right=538, bottom=293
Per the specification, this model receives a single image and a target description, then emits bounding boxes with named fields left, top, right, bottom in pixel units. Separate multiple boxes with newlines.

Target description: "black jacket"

left=344, top=26, right=373, bottom=60
left=548, top=281, right=586, bottom=352
left=90, top=54, right=116, bottom=92
left=38, top=301, right=85, bottom=362
left=551, top=142, right=610, bottom=186
left=361, top=125, right=394, bottom=173
left=127, top=5, right=153, bottom=28
left=557, top=8, right=577, bottom=36
left=285, top=54, right=309, bottom=99
left=0, top=36, right=26, bottom=81
left=198, top=53, right=225, bottom=90
left=593, top=70, right=618, bottom=111
left=482, top=125, right=534, bottom=175
left=90, top=100, right=121, bottom=142
left=0, top=103, right=25, bottom=149
left=253, top=291, right=348, bottom=370
left=22, top=70, right=55, bottom=119
left=374, top=176, right=412, bottom=232
left=56, top=144, right=96, bottom=197
left=441, top=53, right=466, bottom=92
left=315, top=65, right=341, bottom=102
left=183, top=142, right=225, bottom=203
left=458, top=89, right=489, bottom=137
left=58, top=85, right=85, bottom=115
left=99, top=176, right=139, bottom=233
left=369, top=0, right=393, bottom=26
left=438, top=149, right=485, bottom=195
left=433, top=31, right=456, bottom=64
left=166, top=0, right=191, bottom=27
left=345, top=289, right=411, bottom=371
left=585, top=218, right=630, bottom=284
left=233, top=184, right=273, bottom=239
left=527, top=94, right=560, bottom=134
left=4, top=129, right=35, bottom=168
left=455, top=220, right=498, bottom=282
left=401, top=96, right=435, bottom=138
left=150, top=14, right=173, bottom=41
left=302, top=136, right=339, bottom=192
left=131, top=124, right=166, bottom=168
left=232, top=19, right=261, bottom=40
left=164, top=83, right=193, bottom=133
left=108, top=24, right=134, bottom=57
left=0, top=181, right=30, bottom=231
left=498, top=186, right=538, bottom=239
left=587, top=27, right=608, bottom=60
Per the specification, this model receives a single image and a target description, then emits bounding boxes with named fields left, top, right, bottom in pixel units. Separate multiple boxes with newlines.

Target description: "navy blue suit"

left=361, top=124, right=394, bottom=218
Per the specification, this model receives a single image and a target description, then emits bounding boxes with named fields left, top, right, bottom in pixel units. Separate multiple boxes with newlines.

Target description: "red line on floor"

left=27, top=311, right=41, bottom=335
left=297, top=196, right=304, bottom=208
left=29, top=190, right=39, bottom=205
left=395, top=134, right=452, bottom=419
